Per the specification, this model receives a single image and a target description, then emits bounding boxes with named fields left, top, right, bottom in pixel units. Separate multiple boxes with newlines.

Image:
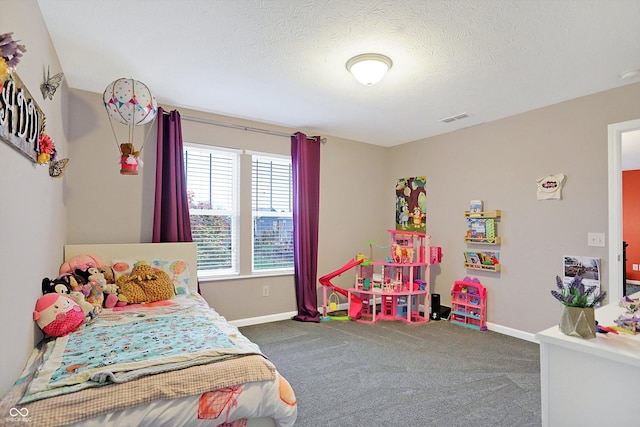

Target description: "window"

left=184, top=144, right=239, bottom=275
left=252, top=154, right=294, bottom=272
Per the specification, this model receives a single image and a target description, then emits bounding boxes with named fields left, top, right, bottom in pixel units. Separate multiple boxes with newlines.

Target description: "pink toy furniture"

left=348, top=229, right=441, bottom=324
left=450, top=277, right=487, bottom=331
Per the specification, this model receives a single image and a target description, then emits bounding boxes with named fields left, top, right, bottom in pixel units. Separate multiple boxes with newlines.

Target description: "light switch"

left=587, top=232, right=605, bottom=247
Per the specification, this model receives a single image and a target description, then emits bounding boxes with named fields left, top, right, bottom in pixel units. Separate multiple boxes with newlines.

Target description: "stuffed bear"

left=120, top=143, right=142, bottom=175
left=33, top=293, right=85, bottom=337
left=42, top=277, right=71, bottom=295
left=120, top=142, right=140, bottom=158
left=116, top=262, right=175, bottom=304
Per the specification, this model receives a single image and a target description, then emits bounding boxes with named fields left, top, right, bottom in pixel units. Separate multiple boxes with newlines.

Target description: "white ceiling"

left=37, top=0, right=640, bottom=148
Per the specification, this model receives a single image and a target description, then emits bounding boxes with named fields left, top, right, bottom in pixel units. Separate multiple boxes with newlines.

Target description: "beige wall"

left=0, top=0, right=68, bottom=397
left=389, top=82, right=640, bottom=333
left=4, top=0, right=640, bottom=399
left=65, top=89, right=390, bottom=321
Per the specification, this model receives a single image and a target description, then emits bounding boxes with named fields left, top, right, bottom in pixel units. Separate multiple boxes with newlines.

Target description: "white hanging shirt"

left=537, top=174, right=565, bottom=200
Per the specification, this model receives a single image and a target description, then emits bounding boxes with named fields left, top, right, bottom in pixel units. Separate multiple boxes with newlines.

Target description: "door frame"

left=608, top=118, right=640, bottom=303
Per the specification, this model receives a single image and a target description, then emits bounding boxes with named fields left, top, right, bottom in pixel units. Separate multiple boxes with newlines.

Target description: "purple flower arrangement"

left=551, top=275, right=606, bottom=308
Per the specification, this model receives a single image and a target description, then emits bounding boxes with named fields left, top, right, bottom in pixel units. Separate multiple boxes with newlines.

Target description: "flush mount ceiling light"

left=346, top=53, right=393, bottom=86
left=620, top=69, right=640, bottom=80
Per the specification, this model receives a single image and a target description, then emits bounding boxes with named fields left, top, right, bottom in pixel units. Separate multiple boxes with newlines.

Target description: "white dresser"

left=536, top=299, right=640, bottom=427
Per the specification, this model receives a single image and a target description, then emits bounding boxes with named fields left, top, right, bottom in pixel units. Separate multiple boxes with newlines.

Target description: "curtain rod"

left=162, top=110, right=326, bottom=143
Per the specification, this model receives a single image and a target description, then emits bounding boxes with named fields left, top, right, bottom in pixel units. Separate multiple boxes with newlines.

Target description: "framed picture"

left=0, top=73, right=44, bottom=163
left=395, top=176, right=427, bottom=232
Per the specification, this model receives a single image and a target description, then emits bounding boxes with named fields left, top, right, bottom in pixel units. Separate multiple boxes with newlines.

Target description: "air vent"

left=440, top=112, right=469, bottom=123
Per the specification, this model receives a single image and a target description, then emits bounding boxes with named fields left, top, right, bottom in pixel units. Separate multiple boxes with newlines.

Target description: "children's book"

left=464, top=251, right=481, bottom=264
left=469, top=200, right=483, bottom=215
left=480, top=251, right=499, bottom=265
left=466, top=218, right=496, bottom=242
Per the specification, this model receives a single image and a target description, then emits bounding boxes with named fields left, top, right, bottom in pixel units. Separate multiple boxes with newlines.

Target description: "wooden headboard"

left=64, top=242, right=199, bottom=292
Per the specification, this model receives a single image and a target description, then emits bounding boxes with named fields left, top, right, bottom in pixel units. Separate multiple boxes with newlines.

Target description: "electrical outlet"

left=262, top=285, right=269, bottom=297
left=587, top=232, right=605, bottom=247
left=634, top=264, right=639, bottom=271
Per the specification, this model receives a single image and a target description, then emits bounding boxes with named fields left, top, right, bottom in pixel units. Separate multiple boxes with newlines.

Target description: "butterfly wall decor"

left=40, top=66, right=64, bottom=101
left=49, top=157, right=69, bottom=178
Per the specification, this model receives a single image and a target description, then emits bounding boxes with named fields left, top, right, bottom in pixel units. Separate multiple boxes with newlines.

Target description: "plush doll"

left=99, top=266, right=116, bottom=284
left=33, top=293, right=85, bottom=337
left=116, top=262, right=175, bottom=304
left=58, top=272, right=90, bottom=298
left=120, top=142, right=142, bottom=174
left=74, top=267, right=105, bottom=309
left=69, top=291, right=99, bottom=319
left=97, top=265, right=125, bottom=306
left=41, top=277, right=71, bottom=295
left=59, top=254, right=106, bottom=277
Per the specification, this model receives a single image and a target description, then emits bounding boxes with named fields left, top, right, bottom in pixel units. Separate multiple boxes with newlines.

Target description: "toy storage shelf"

left=464, top=210, right=501, bottom=218
left=464, top=262, right=501, bottom=272
left=450, top=279, right=487, bottom=331
left=464, top=236, right=501, bottom=245
left=464, top=208, right=501, bottom=271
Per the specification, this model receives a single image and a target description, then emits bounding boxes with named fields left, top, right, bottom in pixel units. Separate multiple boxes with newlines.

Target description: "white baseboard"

left=232, top=307, right=539, bottom=344
left=486, top=322, right=538, bottom=343
left=230, top=311, right=297, bottom=328
left=627, top=279, right=640, bottom=285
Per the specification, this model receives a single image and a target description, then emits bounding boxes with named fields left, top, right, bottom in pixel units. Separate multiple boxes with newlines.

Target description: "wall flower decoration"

left=37, top=133, right=55, bottom=164
left=0, top=32, right=27, bottom=87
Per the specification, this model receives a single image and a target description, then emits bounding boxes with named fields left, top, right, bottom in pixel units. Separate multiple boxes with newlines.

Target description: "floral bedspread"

left=20, top=293, right=263, bottom=403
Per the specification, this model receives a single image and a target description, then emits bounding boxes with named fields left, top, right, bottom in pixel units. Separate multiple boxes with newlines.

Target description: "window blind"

left=184, top=145, right=238, bottom=274
left=251, top=155, right=294, bottom=271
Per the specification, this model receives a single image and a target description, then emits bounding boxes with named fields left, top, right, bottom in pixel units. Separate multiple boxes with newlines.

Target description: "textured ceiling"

left=37, top=0, right=640, bottom=147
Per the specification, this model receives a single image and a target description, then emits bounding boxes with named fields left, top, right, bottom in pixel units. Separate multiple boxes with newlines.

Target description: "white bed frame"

left=63, top=242, right=277, bottom=427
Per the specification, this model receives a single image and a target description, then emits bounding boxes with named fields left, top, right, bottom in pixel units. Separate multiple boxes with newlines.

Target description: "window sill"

left=199, top=270, right=294, bottom=282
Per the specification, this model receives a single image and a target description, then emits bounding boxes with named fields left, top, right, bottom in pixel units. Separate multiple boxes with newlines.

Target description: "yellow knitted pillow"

left=116, top=263, right=175, bottom=304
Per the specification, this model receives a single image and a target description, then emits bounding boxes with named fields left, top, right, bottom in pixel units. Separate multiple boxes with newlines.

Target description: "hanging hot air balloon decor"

left=103, top=78, right=158, bottom=175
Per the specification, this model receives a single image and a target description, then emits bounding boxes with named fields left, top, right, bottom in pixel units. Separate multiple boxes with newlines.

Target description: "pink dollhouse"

left=348, top=229, right=439, bottom=324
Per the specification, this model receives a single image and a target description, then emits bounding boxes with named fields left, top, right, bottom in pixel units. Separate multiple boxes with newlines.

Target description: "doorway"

left=608, top=118, right=640, bottom=302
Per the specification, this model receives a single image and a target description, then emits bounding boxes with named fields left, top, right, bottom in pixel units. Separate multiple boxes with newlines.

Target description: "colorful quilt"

left=1, top=292, right=297, bottom=427
left=20, top=293, right=262, bottom=403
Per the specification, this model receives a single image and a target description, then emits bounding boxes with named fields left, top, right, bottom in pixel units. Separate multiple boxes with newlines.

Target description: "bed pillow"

left=116, top=263, right=175, bottom=304
left=112, top=259, right=190, bottom=295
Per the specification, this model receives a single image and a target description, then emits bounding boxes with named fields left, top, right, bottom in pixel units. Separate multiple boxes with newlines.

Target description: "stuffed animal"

left=116, top=262, right=175, bottom=304
left=98, top=265, right=124, bottom=306
left=120, top=142, right=142, bottom=174
left=42, top=277, right=71, bottom=295
left=74, top=267, right=105, bottom=309
left=69, top=291, right=99, bottom=319
left=120, top=142, right=139, bottom=158
left=59, top=254, right=106, bottom=276
left=33, top=293, right=85, bottom=337
left=99, top=266, right=116, bottom=284
left=57, top=272, right=90, bottom=298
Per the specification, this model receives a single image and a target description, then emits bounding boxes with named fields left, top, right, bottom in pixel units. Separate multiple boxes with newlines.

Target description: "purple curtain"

left=152, top=107, right=193, bottom=243
left=291, top=132, right=322, bottom=322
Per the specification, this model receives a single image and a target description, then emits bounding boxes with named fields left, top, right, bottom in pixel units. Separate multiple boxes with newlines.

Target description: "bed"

left=0, top=243, right=297, bottom=427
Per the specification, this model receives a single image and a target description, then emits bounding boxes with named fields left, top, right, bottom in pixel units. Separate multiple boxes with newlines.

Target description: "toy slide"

left=319, top=258, right=364, bottom=320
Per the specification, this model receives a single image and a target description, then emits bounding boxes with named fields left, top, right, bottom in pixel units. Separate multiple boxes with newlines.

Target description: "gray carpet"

left=240, top=318, right=541, bottom=427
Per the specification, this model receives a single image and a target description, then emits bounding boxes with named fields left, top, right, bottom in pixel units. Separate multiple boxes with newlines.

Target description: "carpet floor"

left=240, top=318, right=541, bottom=427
